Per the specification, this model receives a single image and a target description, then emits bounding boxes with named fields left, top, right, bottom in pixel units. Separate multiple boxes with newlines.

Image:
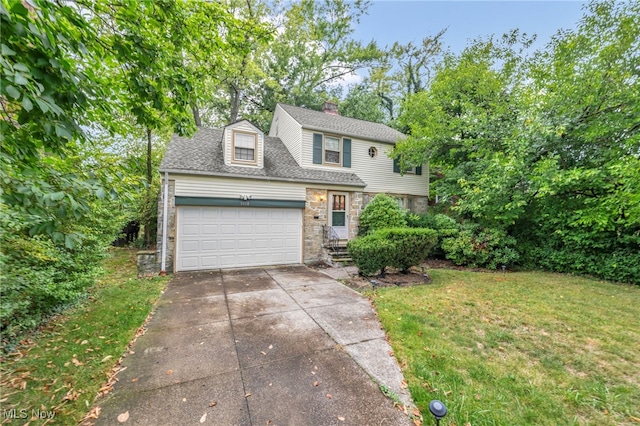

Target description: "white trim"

left=231, top=130, right=258, bottom=165
left=161, top=171, right=169, bottom=274
left=328, top=191, right=349, bottom=240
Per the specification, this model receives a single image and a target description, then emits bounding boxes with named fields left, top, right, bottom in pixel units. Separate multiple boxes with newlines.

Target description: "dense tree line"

left=0, top=0, right=268, bottom=342
left=392, top=0, right=640, bottom=283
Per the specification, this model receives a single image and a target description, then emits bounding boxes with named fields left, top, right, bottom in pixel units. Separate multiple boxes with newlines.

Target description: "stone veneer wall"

left=413, top=197, right=429, bottom=214
left=156, top=179, right=176, bottom=274
left=348, top=192, right=363, bottom=239
left=303, top=188, right=328, bottom=263
left=137, top=250, right=158, bottom=277
left=303, top=189, right=364, bottom=263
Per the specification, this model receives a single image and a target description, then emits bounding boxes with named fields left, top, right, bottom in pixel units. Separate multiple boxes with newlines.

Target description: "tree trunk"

left=191, top=103, right=202, bottom=126
left=144, top=127, right=154, bottom=248
left=146, top=127, right=153, bottom=186
left=229, top=84, right=241, bottom=124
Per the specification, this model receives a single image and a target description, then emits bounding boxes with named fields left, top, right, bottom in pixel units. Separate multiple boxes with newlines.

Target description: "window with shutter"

left=324, top=136, right=340, bottom=164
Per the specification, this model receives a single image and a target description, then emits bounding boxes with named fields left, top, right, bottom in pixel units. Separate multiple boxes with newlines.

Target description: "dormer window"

left=233, top=131, right=257, bottom=163
left=324, top=136, right=341, bottom=164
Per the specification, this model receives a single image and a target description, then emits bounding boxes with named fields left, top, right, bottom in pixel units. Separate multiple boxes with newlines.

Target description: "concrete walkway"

left=95, top=266, right=413, bottom=425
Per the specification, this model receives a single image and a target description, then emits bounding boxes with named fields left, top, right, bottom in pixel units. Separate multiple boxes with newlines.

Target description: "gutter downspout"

left=160, top=171, right=169, bottom=276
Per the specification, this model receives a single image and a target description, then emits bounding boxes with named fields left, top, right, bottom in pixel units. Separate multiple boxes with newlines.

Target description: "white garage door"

left=176, top=206, right=302, bottom=271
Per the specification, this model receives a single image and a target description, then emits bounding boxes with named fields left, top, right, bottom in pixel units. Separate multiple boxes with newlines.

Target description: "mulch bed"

left=323, top=259, right=500, bottom=292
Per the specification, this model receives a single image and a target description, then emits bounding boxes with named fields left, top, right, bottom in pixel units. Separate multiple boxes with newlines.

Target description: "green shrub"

left=348, top=228, right=437, bottom=275
left=358, top=194, right=406, bottom=236
left=517, top=228, right=640, bottom=284
left=376, top=228, right=438, bottom=272
left=441, top=224, right=519, bottom=269
left=0, top=201, right=124, bottom=346
left=405, top=212, right=460, bottom=257
left=347, top=234, right=395, bottom=276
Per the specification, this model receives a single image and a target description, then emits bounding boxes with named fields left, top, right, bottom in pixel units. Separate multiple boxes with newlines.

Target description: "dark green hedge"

left=348, top=227, right=437, bottom=276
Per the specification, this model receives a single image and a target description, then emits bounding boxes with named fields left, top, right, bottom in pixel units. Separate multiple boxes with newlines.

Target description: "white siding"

left=223, top=121, right=264, bottom=168
left=300, top=129, right=429, bottom=196
left=173, top=174, right=307, bottom=200
left=269, top=104, right=303, bottom=165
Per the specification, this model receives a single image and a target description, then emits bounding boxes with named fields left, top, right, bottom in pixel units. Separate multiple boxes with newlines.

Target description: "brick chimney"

left=322, top=101, right=339, bottom=115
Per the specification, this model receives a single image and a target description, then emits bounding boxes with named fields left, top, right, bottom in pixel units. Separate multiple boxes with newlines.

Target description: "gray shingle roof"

left=278, top=103, right=404, bottom=144
left=160, top=127, right=366, bottom=187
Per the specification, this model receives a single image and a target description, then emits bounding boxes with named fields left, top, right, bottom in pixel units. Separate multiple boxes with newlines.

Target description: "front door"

left=329, top=192, right=348, bottom=240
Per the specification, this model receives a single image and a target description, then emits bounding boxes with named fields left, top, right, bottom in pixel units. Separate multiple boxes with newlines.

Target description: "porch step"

left=328, top=247, right=352, bottom=265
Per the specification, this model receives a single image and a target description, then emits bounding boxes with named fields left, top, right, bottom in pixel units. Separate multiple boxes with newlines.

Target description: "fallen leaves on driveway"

left=117, top=411, right=129, bottom=423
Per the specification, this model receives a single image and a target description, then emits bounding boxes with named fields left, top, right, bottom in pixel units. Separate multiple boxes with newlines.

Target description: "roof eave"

left=299, top=124, right=402, bottom=145
left=158, top=168, right=367, bottom=188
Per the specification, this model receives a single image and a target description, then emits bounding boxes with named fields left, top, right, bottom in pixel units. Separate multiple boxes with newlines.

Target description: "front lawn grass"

left=371, top=269, right=640, bottom=425
left=0, top=248, right=168, bottom=425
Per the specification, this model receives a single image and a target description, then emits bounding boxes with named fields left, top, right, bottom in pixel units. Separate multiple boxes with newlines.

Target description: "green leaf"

left=5, top=85, right=20, bottom=99
left=1, top=44, right=16, bottom=56
left=13, top=62, right=29, bottom=73
left=64, top=234, right=75, bottom=249
left=22, top=96, right=33, bottom=112
left=55, top=124, right=72, bottom=139
left=96, top=187, right=106, bottom=199
left=50, top=191, right=65, bottom=201
left=35, top=97, right=50, bottom=113
left=52, top=231, right=65, bottom=245
left=10, top=1, right=29, bottom=16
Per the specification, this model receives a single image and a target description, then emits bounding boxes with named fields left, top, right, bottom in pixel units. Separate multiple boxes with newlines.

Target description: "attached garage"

left=175, top=206, right=302, bottom=271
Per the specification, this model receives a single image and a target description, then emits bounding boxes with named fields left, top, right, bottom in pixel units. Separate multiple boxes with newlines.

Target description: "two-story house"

left=156, top=102, right=428, bottom=273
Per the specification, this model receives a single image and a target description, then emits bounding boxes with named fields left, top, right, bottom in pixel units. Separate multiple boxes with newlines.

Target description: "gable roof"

left=278, top=103, right=404, bottom=144
left=160, top=127, right=366, bottom=187
left=225, top=119, right=263, bottom=135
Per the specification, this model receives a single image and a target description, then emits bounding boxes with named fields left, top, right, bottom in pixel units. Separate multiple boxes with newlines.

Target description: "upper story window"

left=313, top=133, right=351, bottom=168
left=393, top=157, right=422, bottom=175
left=324, top=136, right=341, bottom=164
left=233, top=131, right=257, bottom=163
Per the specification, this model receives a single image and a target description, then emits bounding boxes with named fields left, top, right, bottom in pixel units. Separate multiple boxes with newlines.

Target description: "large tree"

left=0, top=0, right=271, bottom=336
left=202, top=0, right=382, bottom=130
left=394, top=0, right=640, bottom=282
left=85, top=0, right=269, bottom=245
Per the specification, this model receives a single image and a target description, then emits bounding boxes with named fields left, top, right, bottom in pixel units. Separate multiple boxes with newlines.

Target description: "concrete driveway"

left=96, top=266, right=413, bottom=425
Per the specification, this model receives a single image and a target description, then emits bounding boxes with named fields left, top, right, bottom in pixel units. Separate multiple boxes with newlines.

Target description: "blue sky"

left=353, top=1, right=587, bottom=53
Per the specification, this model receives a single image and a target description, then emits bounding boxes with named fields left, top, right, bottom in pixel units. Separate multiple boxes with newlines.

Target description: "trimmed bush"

left=441, top=224, right=519, bottom=269
left=358, top=194, right=406, bottom=236
left=376, top=228, right=438, bottom=272
left=348, top=228, right=437, bottom=275
left=347, top=234, right=395, bottom=276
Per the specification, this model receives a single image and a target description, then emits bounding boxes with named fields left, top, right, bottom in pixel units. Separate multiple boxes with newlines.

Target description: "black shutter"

left=313, top=133, right=323, bottom=164
left=416, top=165, right=422, bottom=175
left=342, top=138, right=351, bottom=168
left=393, top=157, right=400, bottom=173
